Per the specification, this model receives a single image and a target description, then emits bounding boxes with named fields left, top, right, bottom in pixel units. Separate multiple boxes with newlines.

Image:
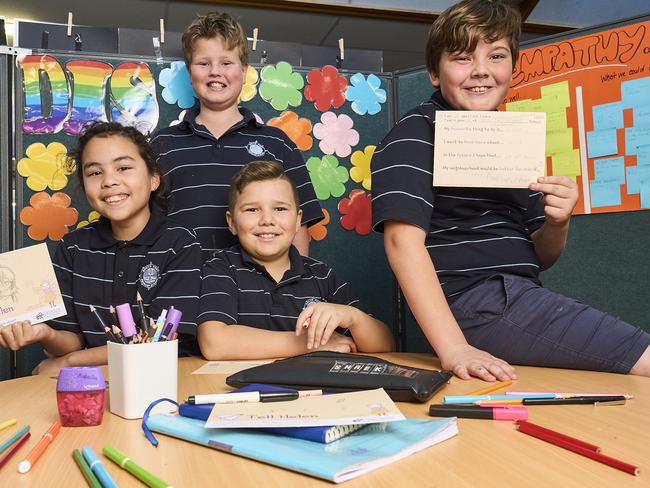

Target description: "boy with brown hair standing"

left=151, top=12, right=322, bottom=258
left=372, top=0, right=650, bottom=380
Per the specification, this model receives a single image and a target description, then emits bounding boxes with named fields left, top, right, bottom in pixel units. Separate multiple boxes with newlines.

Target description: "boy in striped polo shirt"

left=198, top=161, right=394, bottom=359
left=151, top=12, right=322, bottom=259
left=372, top=0, right=650, bottom=379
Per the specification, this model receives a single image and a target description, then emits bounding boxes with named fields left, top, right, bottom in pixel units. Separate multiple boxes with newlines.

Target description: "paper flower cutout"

left=259, top=61, right=304, bottom=111
left=308, top=209, right=330, bottom=242
left=338, top=189, right=372, bottom=236
left=20, top=192, right=79, bottom=241
left=159, top=61, right=196, bottom=109
left=76, top=210, right=101, bottom=229
left=169, top=110, right=188, bottom=127
left=313, top=112, right=359, bottom=158
left=345, top=73, right=387, bottom=116
left=306, top=155, right=349, bottom=200
left=17, top=142, right=71, bottom=191
left=350, top=145, right=376, bottom=191
left=267, top=111, right=313, bottom=151
left=304, top=65, right=348, bottom=112
left=239, top=65, right=259, bottom=102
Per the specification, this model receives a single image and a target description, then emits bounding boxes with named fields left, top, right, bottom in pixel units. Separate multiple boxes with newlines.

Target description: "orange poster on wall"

left=501, top=18, right=650, bottom=215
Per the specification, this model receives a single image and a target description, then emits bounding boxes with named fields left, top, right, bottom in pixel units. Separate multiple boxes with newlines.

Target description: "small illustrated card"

left=192, top=360, right=274, bottom=375
left=0, top=243, right=66, bottom=327
left=433, top=110, right=546, bottom=188
left=205, top=388, right=405, bottom=428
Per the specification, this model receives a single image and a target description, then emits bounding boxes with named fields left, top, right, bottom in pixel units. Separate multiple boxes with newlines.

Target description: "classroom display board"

left=0, top=54, right=10, bottom=380
left=11, top=51, right=394, bottom=375
left=503, top=17, right=650, bottom=215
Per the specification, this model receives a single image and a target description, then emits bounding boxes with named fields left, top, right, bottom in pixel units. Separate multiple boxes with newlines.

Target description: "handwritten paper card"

left=206, top=388, right=405, bottom=428
left=433, top=111, right=546, bottom=188
left=0, top=243, right=66, bottom=327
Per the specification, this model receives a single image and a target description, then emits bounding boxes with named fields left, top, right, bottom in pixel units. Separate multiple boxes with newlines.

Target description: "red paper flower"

left=304, top=65, right=348, bottom=112
left=338, top=189, right=371, bottom=236
left=20, top=192, right=79, bottom=241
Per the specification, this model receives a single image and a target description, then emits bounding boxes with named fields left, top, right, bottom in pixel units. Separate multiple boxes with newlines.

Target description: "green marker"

left=72, top=449, right=102, bottom=488
left=103, top=445, right=172, bottom=488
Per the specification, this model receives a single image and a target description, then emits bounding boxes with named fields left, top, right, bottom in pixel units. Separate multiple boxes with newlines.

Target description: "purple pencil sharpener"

left=56, top=366, right=106, bottom=427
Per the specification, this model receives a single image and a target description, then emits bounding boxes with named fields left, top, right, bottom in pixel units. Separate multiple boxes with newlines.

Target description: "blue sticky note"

left=594, top=157, right=625, bottom=183
left=625, top=126, right=650, bottom=155
left=626, top=165, right=650, bottom=194
left=634, top=103, right=650, bottom=127
left=640, top=182, right=650, bottom=209
left=587, top=129, right=618, bottom=158
left=637, top=145, right=650, bottom=166
left=590, top=179, right=621, bottom=207
left=621, top=77, right=650, bottom=108
left=592, top=102, right=623, bottom=130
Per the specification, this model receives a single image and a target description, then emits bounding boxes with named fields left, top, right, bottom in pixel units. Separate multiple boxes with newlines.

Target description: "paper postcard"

left=192, top=360, right=274, bottom=375
left=433, top=110, right=546, bottom=188
left=0, top=243, right=66, bottom=327
left=205, top=388, right=405, bottom=429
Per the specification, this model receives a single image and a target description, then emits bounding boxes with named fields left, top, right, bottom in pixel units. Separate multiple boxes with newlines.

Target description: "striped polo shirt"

left=150, top=108, right=323, bottom=257
left=199, top=244, right=359, bottom=331
left=48, top=208, right=202, bottom=352
left=371, top=90, right=546, bottom=301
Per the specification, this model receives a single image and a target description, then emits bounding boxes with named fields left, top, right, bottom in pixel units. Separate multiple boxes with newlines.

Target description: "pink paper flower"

left=313, top=112, right=359, bottom=158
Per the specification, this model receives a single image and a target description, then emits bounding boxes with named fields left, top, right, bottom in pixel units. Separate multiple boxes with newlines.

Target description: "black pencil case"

left=226, top=351, right=453, bottom=403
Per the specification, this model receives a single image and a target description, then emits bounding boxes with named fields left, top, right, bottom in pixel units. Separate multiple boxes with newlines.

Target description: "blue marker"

left=443, top=394, right=556, bottom=404
left=82, top=445, right=118, bottom=488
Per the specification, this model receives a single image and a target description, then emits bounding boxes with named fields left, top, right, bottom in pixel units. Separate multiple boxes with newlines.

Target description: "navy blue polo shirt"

left=150, top=108, right=323, bottom=256
left=48, top=208, right=202, bottom=353
left=371, top=91, right=546, bottom=301
left=199, top=244, right=360, bottom=331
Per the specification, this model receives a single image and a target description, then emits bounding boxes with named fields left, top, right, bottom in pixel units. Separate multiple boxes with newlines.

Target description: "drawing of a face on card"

left=433, top=111, right=546, bottom=188
left=0, top=243, right=66, bottom=327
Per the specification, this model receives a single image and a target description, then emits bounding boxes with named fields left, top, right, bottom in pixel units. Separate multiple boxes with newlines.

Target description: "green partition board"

left=13, top=52, right=394, bottom=376
left=0, top=54, right=10, bottom=380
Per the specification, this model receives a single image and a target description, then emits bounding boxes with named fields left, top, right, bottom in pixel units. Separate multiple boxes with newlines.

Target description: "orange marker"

left=18, top=420, right=61, bottom=473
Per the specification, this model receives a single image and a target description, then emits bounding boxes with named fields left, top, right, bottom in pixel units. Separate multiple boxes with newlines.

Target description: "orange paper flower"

left=20, top=192, right=79, bottom=241
left=267, top=111, right=313, bottom=151
left=308, top=209, right=330, bottom=241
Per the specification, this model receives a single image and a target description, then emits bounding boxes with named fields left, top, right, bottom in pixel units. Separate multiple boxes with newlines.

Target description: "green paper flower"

left=306, top=155, right=349, bottom=200
left=259, top=61, right=304, bottom=111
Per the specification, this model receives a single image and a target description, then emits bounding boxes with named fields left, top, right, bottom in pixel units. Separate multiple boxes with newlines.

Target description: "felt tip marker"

left=18, top=420, right=61, bottom=473
left=428, top=404, right=528, bottom=421
left=187, top=389, right=322, bottom=405
left=443, top=394, right=555, bottom=404
left=522, top=395, right=627, bottom=405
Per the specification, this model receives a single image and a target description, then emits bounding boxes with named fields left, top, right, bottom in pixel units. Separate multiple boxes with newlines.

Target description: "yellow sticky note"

left=551, top=149, right=581, bottom=180
left=541, top=81, right=571, bottom=108
left=505, top=99, right=533, bottom=112
left=546, top=110, right=568, bottom=131
left=546, top=129, right=574, bottom=155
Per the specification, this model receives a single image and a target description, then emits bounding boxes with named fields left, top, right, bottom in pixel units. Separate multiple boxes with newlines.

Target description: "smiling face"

left=227, top=178, right=302, bottom=269
left=81, top=135, right=159, bottom=240
left=429, top=37, right=513, bottom=111
left=189, top=36, right=246, bottom=113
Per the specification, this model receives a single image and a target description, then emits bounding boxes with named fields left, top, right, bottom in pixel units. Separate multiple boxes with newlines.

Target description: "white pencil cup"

left=107, top=340, right=178, bottom=419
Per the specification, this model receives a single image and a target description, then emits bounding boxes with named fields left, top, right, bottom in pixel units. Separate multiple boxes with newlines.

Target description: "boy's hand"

left=529, top=176, right=579, bottom=227
left=32, top=355, right=69, bottom=375
left=296, top=303, right=356, bottom=349
left=0, top=321, right=49, bottom=351
left=313, top=332, right=357, bottom=354
left=439, top=343, right=517, bottom=381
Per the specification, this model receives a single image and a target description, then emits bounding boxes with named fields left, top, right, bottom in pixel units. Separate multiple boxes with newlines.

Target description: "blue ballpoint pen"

left=82, top=445, right=119, bottom=488
left=443, top=394, right=556, bottom=404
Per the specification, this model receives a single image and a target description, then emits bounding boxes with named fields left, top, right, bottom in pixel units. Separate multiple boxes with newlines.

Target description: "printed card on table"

left=433, top=111, right=546, bottom=188
left=0, top=243, right=66, bottom=327
left=205, top=388, right=405, bottom=428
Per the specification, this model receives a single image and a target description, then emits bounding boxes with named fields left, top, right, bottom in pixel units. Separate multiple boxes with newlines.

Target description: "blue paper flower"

left=159, top=61, right=196, bottom=109
left=345, top=73, right=387, bottom=116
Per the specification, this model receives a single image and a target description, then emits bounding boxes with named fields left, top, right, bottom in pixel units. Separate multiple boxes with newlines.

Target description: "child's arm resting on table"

left=295, top=303, right=395, bottom=353
left=0, top=321, right=83, bottom=356
left=33, top=345, right=108, bottom=375
left=529, top=176, right=579, bottom=270
left=383, top=220, right=516, bottom=381
left=197, top=320, right=357, bottom=360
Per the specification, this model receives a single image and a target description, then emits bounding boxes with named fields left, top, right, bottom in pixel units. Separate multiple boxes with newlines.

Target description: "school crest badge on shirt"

left=246, top=141, right=266, bottom=157
left=139, top=262, right=160, bottom=290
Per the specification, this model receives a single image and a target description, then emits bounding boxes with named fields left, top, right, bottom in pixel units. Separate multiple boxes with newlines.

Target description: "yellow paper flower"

left=17, top=142, right=71, bottom=191
left=239, top=66, right=259, bottom=102
left=76, top=211, right=101, bottom=229
left=349, top=145, right=375, bottom=191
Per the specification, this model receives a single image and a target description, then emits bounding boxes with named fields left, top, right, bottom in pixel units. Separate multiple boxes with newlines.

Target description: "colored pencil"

left=0, top=425, right=30, bottom=455
left=103, top=445, right=171, bottom=488
left=465, top=380, right=513, bottom=396
left=135, top=291, right=149, bottom=334
left=476, top=398, right=523, bottom=405
left=0, top=432, right=30, bottom=470
left=0, top=419, right=16, bottom=432
left=18, top=420, right=61, bottom=473
left=73, top=449, right=102, bottom=488
left=507, top=391, right=633, bottom=399
left=515, top=420, right=600, bottom=452
left=515, top=420, right=639, bottom=476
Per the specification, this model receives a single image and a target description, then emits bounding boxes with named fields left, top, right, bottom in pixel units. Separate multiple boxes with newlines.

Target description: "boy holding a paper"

left=197, top=161, right=394, bottom=359
left=371, top=0, right=650, bottom=379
